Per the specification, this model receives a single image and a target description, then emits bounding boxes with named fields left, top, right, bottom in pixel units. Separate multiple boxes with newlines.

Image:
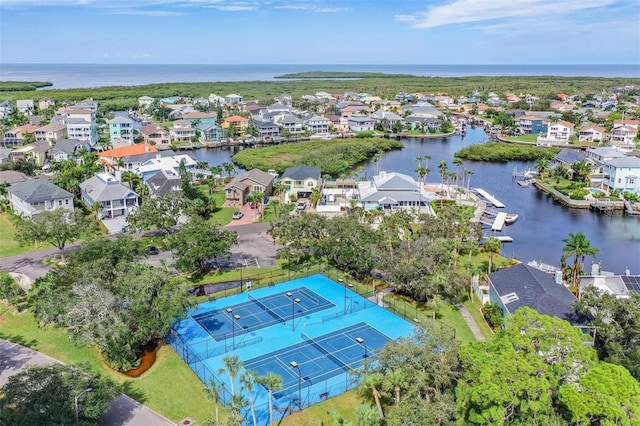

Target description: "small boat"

left=505, top=213, right=518, bottom=224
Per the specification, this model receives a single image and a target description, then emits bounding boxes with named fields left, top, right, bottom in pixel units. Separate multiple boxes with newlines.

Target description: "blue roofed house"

left=280, top=165, right=322, bottom=202
left=7, top=178, right=74, bottom=218
left=603, top=156, right=640, bottom=195
left=79, top=173, right=139, bottom=219
left=109, top=116, right=134, bottom=144
left=356, top=171, right=435, bottom=214
left=488, top=263, right=579, bottom=324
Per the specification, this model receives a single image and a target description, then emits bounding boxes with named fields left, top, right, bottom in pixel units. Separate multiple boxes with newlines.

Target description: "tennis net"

left=299, top=288, right=321, bottom=305
left=248, top=293, right=287, bottom=324
left=300, top=332, right=349, bottom=371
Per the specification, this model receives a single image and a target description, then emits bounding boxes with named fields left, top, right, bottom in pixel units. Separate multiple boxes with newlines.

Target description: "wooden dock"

left=491, top=212, right=507, bottom=231
left=625, top=201, right=640, bottom=216
left=475, top=188, right=505, bottom=208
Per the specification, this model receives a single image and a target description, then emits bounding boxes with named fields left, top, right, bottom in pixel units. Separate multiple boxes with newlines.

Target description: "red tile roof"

left=100, top=143, right=157, bottom=158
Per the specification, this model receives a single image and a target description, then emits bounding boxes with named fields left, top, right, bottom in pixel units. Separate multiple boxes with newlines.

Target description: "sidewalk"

left=456, top=304, right=486, bottom=341
left=0, top=339, right=174, bottom=426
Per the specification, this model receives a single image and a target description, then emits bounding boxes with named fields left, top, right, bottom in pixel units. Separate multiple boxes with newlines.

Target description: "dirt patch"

left=123, top=346, right=157, bottom=377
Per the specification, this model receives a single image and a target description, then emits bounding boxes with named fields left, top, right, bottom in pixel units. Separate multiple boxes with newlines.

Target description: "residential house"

left=585, top=147, right=626, bottom=164
left=341, top=104, right=372, bottom=117
left=0, top=148, right=12, bottom=165
left=273, top=114, right=304, bottom=135
left=538, top=120, right=575, bottom=144
left=183, top=111, right=218, bottom=127
left=370, top=110, right=403, bottom=131
left=401, top=101, right=442, bottom=119
left=603, top=156, right=640, bottom=194
left=0, top=100, right=15, bottom=118
left=109, top=116, right=135, bottom=143
left=138, top=96, right=154, bottom=109
left=304, top=115, right=330, bottom=134
left=327, top=115, right=349, bottom=132
left=139, top=123, right=171, bottom=149
left=517, top=115, right=548, bottom=134
left=197, top=122, right=226, bottom=143
left=34, top=122, right=67, bottom=142
left=65, top=118, right=99, bottom=145
left=0, top=170, right=28, bottom=187
left=137, top=153, right=197, bottom=182
left=7, top=178, right=74, bottom=218
left=347, top=114, right=375, bottom=132
left=250, top=120, right=280, bottom=138
left=98, top=143, right=158, bottom=173
left=10, top=140, right=51, bottom=167
left=166, top=104, right=196, bottom=120
left=208, top=94, right=226, bottom=106
left=610, top=119, right=638, bottom=149
left=3, top=124, right=38, bottom=146
left=224, top=168, right=274, bottom=206
left=52, top=138, right=91, bottom=163
left=222, top=115, right=250, bottom=138
left=38, top=98, right=55, bottom=111
left=280, top=165, right=322, bottom=202
left=70, top=99, right=98, bottom=113
left=487, top=263, right=579, bottom=323
left=578, top=124, right=608, bottom=143
left=225, top=94, right=243, bottom=104
left=579, top=268, right=640, bottom=299
left=79, top=173, right=139, bottom=219
left=169, top=120, right=196, bottom=142
left=145, top=169, right=182, bottom=197
left=372, top=99, right=401, bottom=112
left=356, top=171, right=435, bottom=213
left=274, top=94, right=292, bottom=105
left=554, top=148, right=591, bottom=168
left=16, top=100, right=35, bottom=115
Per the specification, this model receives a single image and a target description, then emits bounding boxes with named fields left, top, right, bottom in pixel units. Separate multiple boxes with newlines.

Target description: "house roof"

left=555, top=148, right=588, bottom=165
left=38, top=122, right=67, bottom=132
left=0, top=170, right=28, bottom=184
left=281, top=165, right=321, bottom=181
left=139, top=123, right=168, bottom=136
left=99, top=143, right=157, bottom=158
left=109, top=116, right=133, bottom=124
left=183, top=112, right=217, bottom=120
left=123, top=150, right=177, bottom=164
left=225, top=115, right=249, bottom=122
left=145, top=169, right=181, bottom=197
left=7, top=178, right=72, bottom=203
left=488, top=263, right=578, bottom=323
left=225, top=168, right=274, bottom=191
left=52, top=138, right=87, bottom=155
left=79, top=173, right=139, bottom=202
left=605, top=156, right=640, bottom=168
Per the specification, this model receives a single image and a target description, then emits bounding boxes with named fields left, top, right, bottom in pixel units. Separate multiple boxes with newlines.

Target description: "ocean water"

left=0, top=63, right=638, bottom=89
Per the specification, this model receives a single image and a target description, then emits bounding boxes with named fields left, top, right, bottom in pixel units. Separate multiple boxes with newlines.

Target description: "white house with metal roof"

left=79, top=173, right=139, bottom=219
left=357, top=171, right=435, bottom=214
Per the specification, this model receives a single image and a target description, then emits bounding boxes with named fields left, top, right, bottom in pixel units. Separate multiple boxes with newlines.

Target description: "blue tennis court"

left=192, top=286, right=334, bottom=341
left=168, top=274, right=416, bottom=424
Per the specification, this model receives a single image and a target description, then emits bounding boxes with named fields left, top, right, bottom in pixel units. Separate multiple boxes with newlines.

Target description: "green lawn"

left=0, top=213, right=47, bottom=258
left=0, top=305, right=219, bottom=424
left=463, top=296, right=495, bottom=341
left=279, top=390, right=360, bottom=426
left=504, top=134, right=538, bottom=143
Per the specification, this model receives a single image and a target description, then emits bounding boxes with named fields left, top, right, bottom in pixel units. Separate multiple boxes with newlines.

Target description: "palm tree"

left=383, top=369, right=406, bottom=406
left=222, top=162, right=236, bottom=178
left=464, top=169, right=474, bottom=198
left=453, top=157, right=463, bottom=198
left=438, top=160, right=449, bottom=208
left=483, top=237, right=502, bottom=274
left=121, top=171, right=141, bottom=190
left=561, top=231, right=600, bottom=290
left=258, top=372, right=282, bottom=426
left=534, top=157, right=549, bottom=179
left=219, top=355, right=243, bottom=397
left=209, top=165, right=223, bottom=186
left=415, top=156, right=428, bottom=215
left=204, top=379, right=225, bottom=426
left=360, top=372, right=385, bottom=420
left=309, top=187, right=321, bottom=209
left=240, top=370, right=258, bottom=426
left=251, top=189, right=265, bottom=218
left=272, top=181, right=285, bottom=204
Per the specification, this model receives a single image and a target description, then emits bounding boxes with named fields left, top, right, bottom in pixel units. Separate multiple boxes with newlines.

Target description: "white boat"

left=505, top=213, right=519, bottom=224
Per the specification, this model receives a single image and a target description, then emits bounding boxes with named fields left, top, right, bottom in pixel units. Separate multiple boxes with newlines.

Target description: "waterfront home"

left=137, top=153, right=196, bottom=182
left=70, top=98, right=98, bottom=113
left=109, top=116, right=135, bottom=144
left=579, top=268, right=640, bottom=299
left=341, top=104, right=373, bottom=117
left=34, top=122, right=67, bottom=142
left=52, top=138, right=91, bottom=163
left=537, top=120, right=575, bottom=145
left=139, top=123, right=171, bottom=149
left=585, top=147, right=626, bottom=164
left=273, top=114, right=304, bottom=135
left=488, top=263, right=579, bottom=324
left=251, top=120, right=280, bottom=138
left=0, top=100, right=15, bottom=118
left=516, top=115, right=548, bottom=135
left=183, top=111, right=218, bottom=127
left=347, top=114, right=375, bottom=132
left=603, top=156, right=640, bottom=195
left=145, top=169, right=182, bottom=197
left=281, top=165, right=322, bottom=202
left=79, top=172, right=139, bottom=219
left=98, top=143, right=157, bottom=173
left=401, top=101, right=442, bottom=119
left=169, top=120, right=196, bottom=142
left=222, top=115, right=250, bottom=138
left=404, top=116, right=442, bottom=131
left=554, top=148, right=593, bottom=168
left=610, top=119, right=638, bottom=149
left=65, top=117, right=99, bottom=145
left=138, top=96, right=154, bottom=109
left=16, top=100, right=35, bottom=115
left=7, top=178, right=74, bottom=218
left=578, top=124, right=608, bottom=143
left=328, top=115, right=349, bottom=132
left=224, top=168, right=274, bottom=207
left=370, top=110, right=403, bottom=131
left=10, top=140, right=51, bottom=167
left=356, top=171, right=435, bottom=214
left=117, top=150, right=177, bottom=176
left=274, top=94, right=292, bottom=105
left=208, top=94, right=226, bottom=106
left=304, top=115, right=330, bottom=134
left=197, top=122, right=226, bottom=143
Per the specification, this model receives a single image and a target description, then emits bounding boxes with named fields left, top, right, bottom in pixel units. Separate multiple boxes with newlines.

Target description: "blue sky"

left=1, top=0, right=638, bottom=64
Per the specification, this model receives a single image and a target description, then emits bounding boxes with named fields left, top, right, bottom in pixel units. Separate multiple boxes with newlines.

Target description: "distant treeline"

left=232, top=138, right=403, bottom=176
left=0, top=76, right=637, bottom=113
left=455, top=141, right=560, bottom=162
left=275, top=71, right=414, bottom=79
left=0, top=81, right=53, bottom=92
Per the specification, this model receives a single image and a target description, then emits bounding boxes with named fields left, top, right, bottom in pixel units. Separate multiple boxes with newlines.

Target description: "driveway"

left=0, top=339, right=174, bottom=426
left=225, top=203, right=259, bottom=226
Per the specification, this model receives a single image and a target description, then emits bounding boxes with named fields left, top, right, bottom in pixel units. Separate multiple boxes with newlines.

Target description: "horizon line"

left=2, top=63, right=639, bottom=67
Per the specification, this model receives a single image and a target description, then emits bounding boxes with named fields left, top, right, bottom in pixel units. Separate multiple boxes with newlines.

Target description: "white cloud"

left=275, top=4, right=350, bottom=13
left=395, top=0, right=621, bottom=29
left=109, top=9, right=183, bottom=16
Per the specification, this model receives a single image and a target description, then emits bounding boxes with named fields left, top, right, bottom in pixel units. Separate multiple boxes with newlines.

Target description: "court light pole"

left=356, top=337, right=367, bottom=358
left=290, top=361, right=302, bottom=411
left=232, top=314, right=241, bottom=349
left=338, top=278, right=345, bottom=315
left=74, top=387, right=94, bottom=426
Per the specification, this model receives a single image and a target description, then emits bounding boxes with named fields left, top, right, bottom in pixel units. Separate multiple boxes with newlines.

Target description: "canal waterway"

left=190, top=127, right=640, bottom=274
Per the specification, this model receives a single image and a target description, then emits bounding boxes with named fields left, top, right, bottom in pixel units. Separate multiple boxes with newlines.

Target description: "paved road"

left=0, top=339, right=174, bottom=426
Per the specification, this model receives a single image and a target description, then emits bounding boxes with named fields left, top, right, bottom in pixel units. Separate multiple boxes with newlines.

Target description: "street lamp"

left=356, top=337, right=367, bottom=358
left=338, top=278, right=345, bottom=315
left=74, top=387, right=94, bottom=426
left=290, top=361, right=302, bottom=411
left=232, top=314, right=241, bottom=349
left=287, top=292, right=300, bottom=331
